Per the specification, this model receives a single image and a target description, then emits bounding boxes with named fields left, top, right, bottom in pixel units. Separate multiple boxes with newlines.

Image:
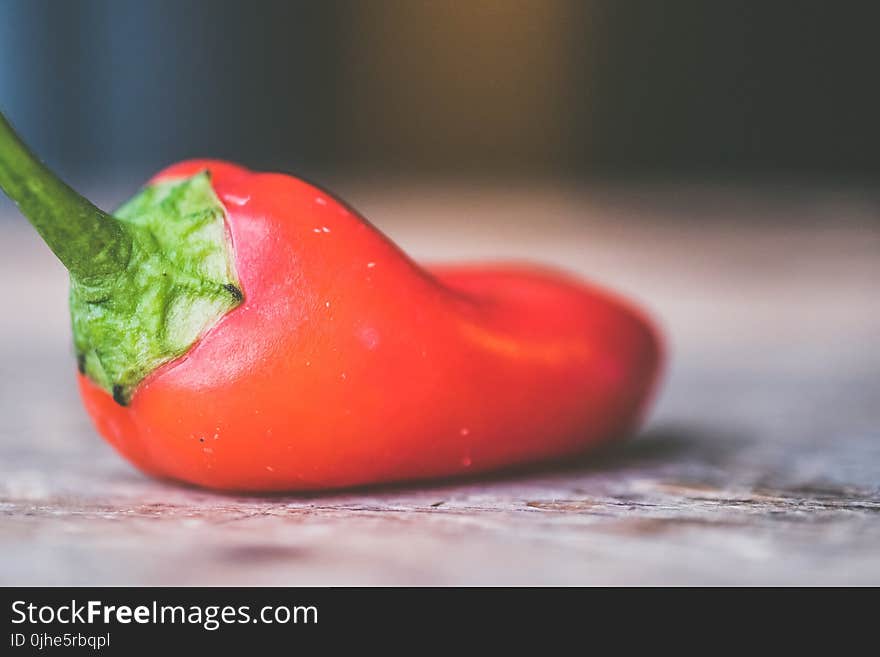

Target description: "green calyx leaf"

left=72, top=172, right=242, bottom=404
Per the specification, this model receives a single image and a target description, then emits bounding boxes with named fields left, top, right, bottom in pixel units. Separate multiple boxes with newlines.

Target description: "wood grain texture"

left=1, top=182, right=878, bottom=585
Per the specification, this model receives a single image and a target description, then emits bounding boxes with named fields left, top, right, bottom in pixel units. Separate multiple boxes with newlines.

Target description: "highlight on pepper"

left=0, top=111, right=663, bottom=492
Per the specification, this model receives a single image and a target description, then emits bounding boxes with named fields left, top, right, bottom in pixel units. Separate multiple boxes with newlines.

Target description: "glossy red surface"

left=78, top=161, right=662, bottom=491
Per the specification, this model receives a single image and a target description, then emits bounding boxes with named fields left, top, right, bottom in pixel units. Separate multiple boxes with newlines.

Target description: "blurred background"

left=1, top=0, right=878, bottom=186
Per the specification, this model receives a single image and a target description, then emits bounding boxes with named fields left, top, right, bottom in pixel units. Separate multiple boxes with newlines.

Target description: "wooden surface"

left=1, top=182, right=878, bottom=585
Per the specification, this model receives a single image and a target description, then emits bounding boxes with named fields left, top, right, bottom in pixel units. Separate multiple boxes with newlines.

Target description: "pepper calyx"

left=72, top=172, right=242, bottom=404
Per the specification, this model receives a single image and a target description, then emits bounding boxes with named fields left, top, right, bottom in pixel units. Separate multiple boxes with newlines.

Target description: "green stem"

left=0, top=111, right=131, bottom=281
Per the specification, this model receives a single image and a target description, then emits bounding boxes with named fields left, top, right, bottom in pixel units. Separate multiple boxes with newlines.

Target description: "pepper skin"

left=75, top=160, right=662, bottom=491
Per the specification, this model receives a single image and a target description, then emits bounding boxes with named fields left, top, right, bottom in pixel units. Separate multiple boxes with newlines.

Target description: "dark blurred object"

left=1, top=0, right=878, bottom=181
left=0, top=0, right=341, bottom=182
left=584, top=1, right=880, bottom=176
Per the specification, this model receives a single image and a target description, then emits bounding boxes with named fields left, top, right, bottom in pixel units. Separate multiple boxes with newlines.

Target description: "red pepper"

left=1, top=115, right=662, bottom=491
